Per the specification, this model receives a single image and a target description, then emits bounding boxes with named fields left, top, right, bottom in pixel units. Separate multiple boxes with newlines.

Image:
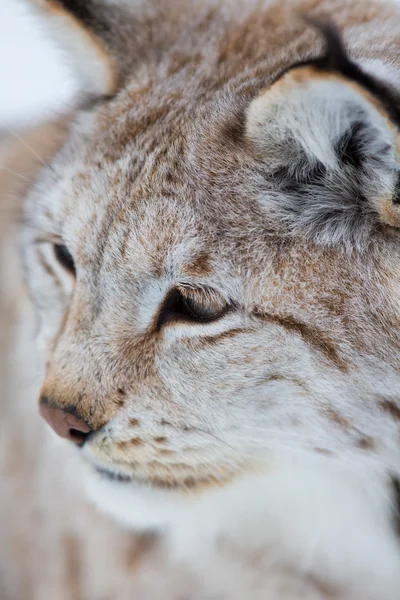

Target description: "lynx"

left=2, top=0, right=400, bottom=598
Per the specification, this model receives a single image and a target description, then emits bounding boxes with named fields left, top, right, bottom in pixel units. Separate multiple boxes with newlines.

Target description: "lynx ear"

left=36, top=0, right=119, bottom=96
left=246, top=22, right=400, bottom=250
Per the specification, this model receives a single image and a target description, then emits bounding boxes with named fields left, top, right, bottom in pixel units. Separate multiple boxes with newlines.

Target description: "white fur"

left=42, top=5, right=117, bottom=96
left=84, top=451, right=400, bottom=598
left=247, top=75, right=396, bottom=169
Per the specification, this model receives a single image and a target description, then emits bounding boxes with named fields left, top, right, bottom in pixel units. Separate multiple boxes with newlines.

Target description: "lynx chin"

left=4, top=0, right=400, bottom=598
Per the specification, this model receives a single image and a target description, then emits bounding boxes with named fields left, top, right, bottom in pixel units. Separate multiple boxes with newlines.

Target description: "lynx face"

left=24, top=0, right=400, bottom=531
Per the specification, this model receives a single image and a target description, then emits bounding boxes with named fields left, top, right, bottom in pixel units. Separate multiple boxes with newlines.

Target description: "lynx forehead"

left=18, top=0, right=400, bottom=596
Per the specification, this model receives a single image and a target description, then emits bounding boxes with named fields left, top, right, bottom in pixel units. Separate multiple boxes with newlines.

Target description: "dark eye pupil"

left=54, top=244, right=76, bottom=275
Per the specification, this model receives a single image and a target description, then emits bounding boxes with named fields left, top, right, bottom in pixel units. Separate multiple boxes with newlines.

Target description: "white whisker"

left=6, top=127, right=56, bottom=173
left=0, top=166, right=34, bottom=183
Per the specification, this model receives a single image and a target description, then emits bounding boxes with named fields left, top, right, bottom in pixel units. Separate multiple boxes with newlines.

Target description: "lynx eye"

left=157, top=287, right=229, bottom=328
left=53, top=244, right=76, bottom=276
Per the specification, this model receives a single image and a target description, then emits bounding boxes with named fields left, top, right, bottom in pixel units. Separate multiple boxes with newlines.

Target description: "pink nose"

left=39, top=403, right=92, bottom=445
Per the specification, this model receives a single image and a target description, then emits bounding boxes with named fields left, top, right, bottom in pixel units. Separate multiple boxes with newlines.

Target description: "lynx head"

left=24, top=0, right=400, bottom=529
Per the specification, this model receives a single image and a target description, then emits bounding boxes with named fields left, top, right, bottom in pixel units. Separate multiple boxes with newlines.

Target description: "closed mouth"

left=93, top=463, right=228, bottom=491
left=95, top=466, right=133, bottom=483
left=94, top=465, right=198, bottom=489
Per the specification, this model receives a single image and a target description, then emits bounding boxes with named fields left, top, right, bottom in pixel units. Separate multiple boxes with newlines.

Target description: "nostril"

left=39, top=401, right=92, bottom=446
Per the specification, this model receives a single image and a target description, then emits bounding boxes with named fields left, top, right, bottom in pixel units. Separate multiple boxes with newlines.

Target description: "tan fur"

left=4, top=0, right=400, bottom=598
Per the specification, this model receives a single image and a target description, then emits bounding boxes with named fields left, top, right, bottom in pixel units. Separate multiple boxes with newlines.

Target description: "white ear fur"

left=246, top=65, right=400, bottom=237
left=247, top=67, right=398, bottom=171
left=35, top=1, right=118, bottom=97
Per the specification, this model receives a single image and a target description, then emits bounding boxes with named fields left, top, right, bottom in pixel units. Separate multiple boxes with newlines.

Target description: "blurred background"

left=0, top=0, right=78, bottom=430
left=0, top=3, right=77, bottom=597
left=0, top=0, right=78, bottom=129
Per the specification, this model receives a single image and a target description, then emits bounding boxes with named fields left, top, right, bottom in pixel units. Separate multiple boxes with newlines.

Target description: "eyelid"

left=176, top=284, right=227, bottom=306
left=156, top=285, right=230, bottom=330
left=181, top=287, right=227, bottom=313
left=32, top=234, right=64, bottom=247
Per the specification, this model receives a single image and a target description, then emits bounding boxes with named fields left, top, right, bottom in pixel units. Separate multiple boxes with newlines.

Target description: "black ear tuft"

left=335, top=121, right=368, bottom=171
left=304, top=18, right=349, bottom=72
left=51, top=0, right=93, bottom=21
left=47, top=0, right=110, bottom=34
left=304, top=18, right=400, bottom=128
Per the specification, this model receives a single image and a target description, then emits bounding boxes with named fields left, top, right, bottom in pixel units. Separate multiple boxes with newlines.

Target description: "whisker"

left=0, top=167, right=34, bottom=184
left=190, top=425, right=249, bottom=464
left=5, top=127, right=56, bottom=173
